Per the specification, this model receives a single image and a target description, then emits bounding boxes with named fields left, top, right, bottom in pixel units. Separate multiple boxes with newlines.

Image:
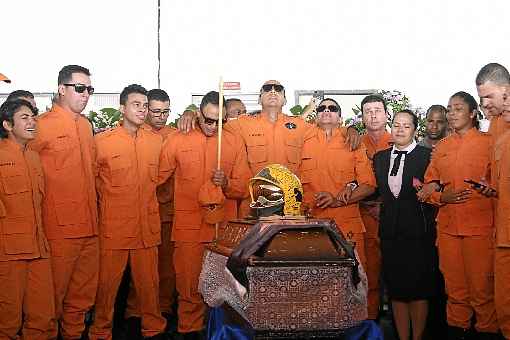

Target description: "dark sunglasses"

left=317, top=105, right=339, bottom=113
left=201, top=111, right=227, bottom=125
left=148, top=108, right=171, bottom=117
left=64, top=83, right=95, bottom=95
left=261, top=84, right=285, bottom=93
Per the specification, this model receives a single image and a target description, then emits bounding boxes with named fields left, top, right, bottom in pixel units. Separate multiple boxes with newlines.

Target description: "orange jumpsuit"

left=89, top=125, right=166, bottom=339
left=226, top=112, right=348, bottom=217
left=126, top=125, right=177, bottom=319
left=425, top=128, right=497, bottom=333
left=159, top=128, right=251, bottom=333
left=29, top=104, right=99, bottom=339
left=360, top=132, right=392, bottom=319
left=300, top=126, right=375, bottom=270
left=0, top=139, right=55, bottom=340
left=490, top=129, right=510, bottom=337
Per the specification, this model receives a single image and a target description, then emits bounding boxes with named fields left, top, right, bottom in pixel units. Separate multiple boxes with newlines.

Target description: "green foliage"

left=345, top=90, right=427, bottom=138
left=185, top=104, right=199, bottom=112
left=87, top=108, right=121, bottom=130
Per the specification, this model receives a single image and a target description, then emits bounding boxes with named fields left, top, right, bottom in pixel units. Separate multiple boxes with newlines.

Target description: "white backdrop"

left=1, top=0, right=509, bottom=120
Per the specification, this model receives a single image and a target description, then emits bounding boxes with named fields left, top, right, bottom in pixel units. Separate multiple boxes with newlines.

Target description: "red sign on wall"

left=223, top=82, right=241, bottom=90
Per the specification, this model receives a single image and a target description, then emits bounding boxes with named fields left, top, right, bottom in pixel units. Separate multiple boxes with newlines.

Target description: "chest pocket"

left=246, top=134, right=267, bottom=165
left=52, top=134, right=80, bottom=170
left=110, top=154, right=132, bottom=187
left=330, top=149, right=355, bottom=185
left=300, top=156, right=316, bottom=184
left=178, top=150, right=200, bottom=179
left=0, top=164, right=29, bottom=195
left=285, top=138, right=302, bottom=166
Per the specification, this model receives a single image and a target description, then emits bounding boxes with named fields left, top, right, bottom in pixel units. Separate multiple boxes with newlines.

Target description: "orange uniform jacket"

left=29, top=104, right=98, bottom=240
left=488, top=115, right=510, bottom=145
left=491, top=130, right=510, bottom=247
left=95, top=125, right=163, bottom=249
left=154, top=125, right=177, bottom=223
left=159, top=129, right=251, bottom=242
left=362, top=132, right=393, bottom=163
left=226, top=112, right=350, bottom=176
left=0, top=139, right=50, bottom=261
left=300, top=127, right=376, bottom=235
left=425, top=128, right=493, bottom=236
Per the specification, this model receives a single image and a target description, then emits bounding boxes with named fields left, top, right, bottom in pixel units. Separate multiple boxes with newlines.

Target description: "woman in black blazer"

left=373, top=110, right=438, bottom=340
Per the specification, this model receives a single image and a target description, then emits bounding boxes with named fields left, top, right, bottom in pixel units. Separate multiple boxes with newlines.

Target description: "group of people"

left=0, top=61, right=509, bottom=340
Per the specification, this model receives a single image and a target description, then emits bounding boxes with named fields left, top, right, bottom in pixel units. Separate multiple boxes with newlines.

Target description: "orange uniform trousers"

left=173, top=241, right=207, bottom=333
left=89, top=246, right=166, bottom=339
left=495, top=248, right=510, bottom=337
left=0, top=258, right=55, bottom=340
left=437, top=232, right=498, bottom=332
left=49, top=236, right=99, bottom=340
left=361, top=210, right=381, bottom=320
left=126, top=221, right=176, bottom=317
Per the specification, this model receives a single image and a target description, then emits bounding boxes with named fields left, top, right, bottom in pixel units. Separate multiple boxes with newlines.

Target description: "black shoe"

left=125, top=317, right=143, bottom=340
left=144, top=333, right=170, bottom=340
left=181, top=331, right=205, bottom=340
left=477, top=332, right=504, bottom=340
left=447, top=326, right=470, bottom=340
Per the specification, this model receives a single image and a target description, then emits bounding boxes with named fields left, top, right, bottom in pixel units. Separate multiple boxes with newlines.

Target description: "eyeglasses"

left=63, top=83, right=95, bottom=95
left=148, top=108, right=171, bottom=117
left=261, top=84, right=285, bottom=93
left=317, top=105, right=339, bottom=113
left=200, top=111, right=227, bottom=125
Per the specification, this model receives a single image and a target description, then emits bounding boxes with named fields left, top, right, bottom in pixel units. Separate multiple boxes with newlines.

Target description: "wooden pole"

left=215, top=77, right=224, bottom=240
left=217, top=77, right=224, bottom=170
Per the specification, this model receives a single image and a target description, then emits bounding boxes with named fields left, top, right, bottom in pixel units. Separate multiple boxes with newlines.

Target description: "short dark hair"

left=147, top=88, right=170, bottom=103
left=318, top=98, right=342, bottom=115
left=361, top=94, right=387, bottom=113
left=200, top=91, right=226, bottom=112
left=426, top=104, right=447, bottom=119
left=6, top=90, right=34, bottom=102
left=0, top=99, right=37, bottom=139
left=58, top=65, right=91, bottom=85
left=392, top=109, right=418, bottom=130
left=225, top=98, right=243, bottom=109
left=120, top=84, right=147, bottom=105
left=476, top=63, right=510, bottom=86
left=450, top=91, right=480, bottom=129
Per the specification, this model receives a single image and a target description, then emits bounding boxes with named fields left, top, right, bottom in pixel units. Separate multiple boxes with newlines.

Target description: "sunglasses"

left=317, top=105, right=339, bottom=113
left=148, top=108, right=171, bottom=117
left=64, top=83, right=95, bottom=95
left=261, top=84, right=285, bottom=93
left=201, top=111, right=227, bottom=125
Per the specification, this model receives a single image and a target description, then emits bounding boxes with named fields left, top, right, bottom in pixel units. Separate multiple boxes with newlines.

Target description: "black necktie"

left=390, top=150, right=407, bottom=176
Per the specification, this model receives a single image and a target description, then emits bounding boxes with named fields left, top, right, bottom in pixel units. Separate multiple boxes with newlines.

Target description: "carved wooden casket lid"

left=207, top=217, right=355, bottom=266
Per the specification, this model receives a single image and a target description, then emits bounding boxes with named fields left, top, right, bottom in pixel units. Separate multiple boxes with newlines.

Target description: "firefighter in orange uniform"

left=357, top=94, right=393, bottom=320
left=89, top=85, right=167, bottom=339
left=0, top=100, right=55, bottom=339
left=424, top=92, right=498, bottom=339
left=29, top=65, right=99, bottom=339
left=177, top=81, right=361, bottom=192
left=300, top=98, right=375, bottom=270
left=125, top=89, right=177, bottom=330
left=489, top=85, right=510, bottom=338
left=159, top=91, right=251, bottom=338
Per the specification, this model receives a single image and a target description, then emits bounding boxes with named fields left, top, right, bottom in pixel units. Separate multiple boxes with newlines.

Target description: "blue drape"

left=207, top=307, right=383, bottom=340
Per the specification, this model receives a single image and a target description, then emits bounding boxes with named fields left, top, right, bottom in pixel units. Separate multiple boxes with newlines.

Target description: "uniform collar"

left=0, top=138, right=26, bottom=152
